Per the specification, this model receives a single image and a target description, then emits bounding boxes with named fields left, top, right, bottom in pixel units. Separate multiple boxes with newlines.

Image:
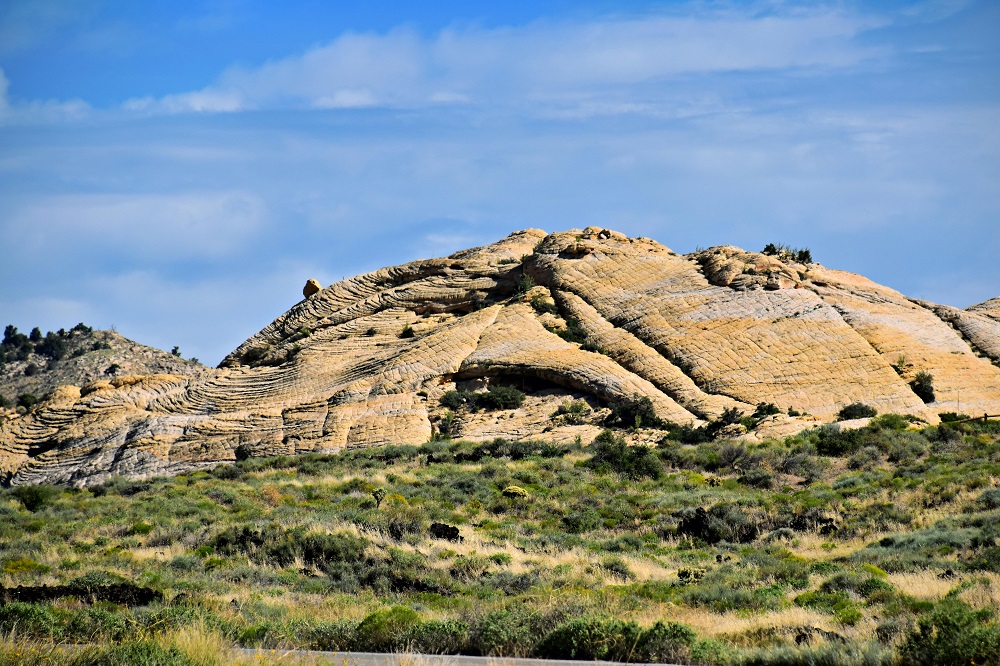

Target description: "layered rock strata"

left=2, top=228, right=998, bottom=486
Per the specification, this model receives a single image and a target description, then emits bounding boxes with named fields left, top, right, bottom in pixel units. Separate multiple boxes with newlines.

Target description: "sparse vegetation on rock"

left=838, top=402, right=878, bottom=421
left=910, top=370, right=935, bottom=403
left=762, top=242, right=813, bottom=264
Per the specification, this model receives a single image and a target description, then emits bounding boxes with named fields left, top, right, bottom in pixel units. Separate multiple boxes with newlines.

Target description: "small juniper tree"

left=910, top=371, right=935, bottom=403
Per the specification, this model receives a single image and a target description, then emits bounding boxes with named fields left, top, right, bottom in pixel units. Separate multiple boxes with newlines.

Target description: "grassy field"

left=2, top=415, right=1000, bottom=665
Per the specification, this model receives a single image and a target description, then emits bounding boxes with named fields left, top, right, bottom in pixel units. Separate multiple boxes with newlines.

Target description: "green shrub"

left=129, top=522, right=155, bottom=536
left=514, top=274, right=535, bottom=296
left=35, top=332, right=67, bottom=360
left=440, top=390, right=474, bottom=410
left=910, top=371, right=935, bottom=404
left=739, top=468, right=775, bottom=489
left=407, top=619, right=470, bottom=654
left=355, top=606, right=422, bottom=652
left=535, top=617, right=642, bottom=661
left=898, top=597, right=1000, bottom=666
left=869, top=413, right=910, bottom=431
left=634, top=620, right=697, bottom=663
left=212, top=526, right=368, bottom=571
left=819, top=572, right=895, bottom=600
left=307, top=619, right=358, bottom=651
left=80, top=639, right=196, bottom=665
left=753, top=402, right=782, bottom=419
left=838, top=403, right=877, bottom=420
left=760, top=244, right=813, bottom=265
left=11, top=484, right=58, bottom=512
left=586, top=430, right=662, bottom=480
left=605, top=395, right=664, bottom=429
left=976, top=489, right=1000, bottom=510
left=683, top=583, right=784, bottom=613
left=551, top=318, right=588, bottom=344
left=738, top=641, right=891, bottom=666
left=562, top=507, right=603, bottom=534
left=676, top=503, right=760, bottom=544
left=601, top=556, right=634, bottom=580
left=2, top=556, right=51, bottom=576
left=17, top=393, right=39, bottom=410
left=0, top=602, right=65, bottom=638
left=553, top=399, right=590, bottom=424
left=968, top=546, right=1000, bottom=572
left=440, top=385, right=525, bottom=411
left=479, top=384, right=525, bottom=410
left=529, top=292, right=557, bottom=314
left=815, top=425, right=866, bottom=455
left=468, top=608, right=534, bottom=656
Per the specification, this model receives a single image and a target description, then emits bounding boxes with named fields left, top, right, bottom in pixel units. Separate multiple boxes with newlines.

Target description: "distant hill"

left=0, top=324, right=202, bottom=411
left=2, top=228, right=999, bottom=486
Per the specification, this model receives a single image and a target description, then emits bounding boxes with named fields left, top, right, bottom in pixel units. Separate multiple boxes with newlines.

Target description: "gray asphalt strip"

left=234, top=649, right=684, bottom=666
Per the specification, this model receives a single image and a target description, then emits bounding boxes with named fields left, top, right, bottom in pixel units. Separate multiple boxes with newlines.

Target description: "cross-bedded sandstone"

left=2, top=228, right=997, bottom=486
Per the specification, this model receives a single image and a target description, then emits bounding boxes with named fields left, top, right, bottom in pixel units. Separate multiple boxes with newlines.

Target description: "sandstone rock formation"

left=2, top=228, right=998, bottom=486
left=303, top=278, right=322, bottom=298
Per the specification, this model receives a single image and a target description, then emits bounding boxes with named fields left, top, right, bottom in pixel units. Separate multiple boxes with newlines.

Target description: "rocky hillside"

left=0, top=325, right=202, bottom=410
left=2, top=228, right=998, bottom=486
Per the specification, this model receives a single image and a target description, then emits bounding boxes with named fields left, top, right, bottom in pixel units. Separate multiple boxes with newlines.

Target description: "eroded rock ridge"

left=3, top=228, right=998, bottom=486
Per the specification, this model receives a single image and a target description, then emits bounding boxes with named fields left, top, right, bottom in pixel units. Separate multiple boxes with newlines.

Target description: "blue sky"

left=1, top=1, right=998, bottom=365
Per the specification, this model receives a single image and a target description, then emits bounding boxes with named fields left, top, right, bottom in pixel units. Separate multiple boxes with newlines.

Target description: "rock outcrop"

left=0, top=329, right=202, bottom=405
left=303, top=278, right=322, bottom=298
left=2, top=228, right=998, bottom=486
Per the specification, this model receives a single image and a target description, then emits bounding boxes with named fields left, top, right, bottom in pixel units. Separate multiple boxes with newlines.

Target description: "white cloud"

left=0, top=65, right=90, bottom=124
left=124, top=7, right=886, bottom=115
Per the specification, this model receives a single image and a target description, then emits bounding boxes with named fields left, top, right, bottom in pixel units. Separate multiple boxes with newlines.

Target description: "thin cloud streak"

left=3, top=191, right=269, bottom=263
left=124, top=8, right=886, bottom=114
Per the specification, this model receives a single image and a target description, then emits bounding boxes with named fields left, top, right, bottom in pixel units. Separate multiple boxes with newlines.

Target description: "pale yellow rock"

left=303, top=278, right=322, bottom=298
left=2, top=228, right=998, bottom=486
left=969, top=297, right=1000, bottom=321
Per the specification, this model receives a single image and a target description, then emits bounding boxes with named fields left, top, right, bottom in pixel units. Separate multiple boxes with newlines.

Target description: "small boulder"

left=429, top=522, right=463, bottom=542
left=303, top=278, right=322, bottom=298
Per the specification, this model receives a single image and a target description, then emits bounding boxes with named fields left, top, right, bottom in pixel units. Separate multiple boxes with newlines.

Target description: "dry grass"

left=0, top=631, right=69, bottom=666
left=958, top=574, right=1000, bottom=611
left=158, top=621, right=238, bottom=665
left=889, top=570, right=1000, bottom=611
left=644, top=604, right=838, bottom=639
left=788, top=531, right=871, bottom=560
left=132, top=542, right=188, bottom=561
left=888, top=571, right=958, bottom=600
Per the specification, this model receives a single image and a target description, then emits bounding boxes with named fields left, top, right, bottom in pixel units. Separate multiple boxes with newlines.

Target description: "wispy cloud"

left=2, top=191, right=268, bottom=262
left=124, top=7, right=886, bottom=115
left=0, top=66, right=90, bottom=124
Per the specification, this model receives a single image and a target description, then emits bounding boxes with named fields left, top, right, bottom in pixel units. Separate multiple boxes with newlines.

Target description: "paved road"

left=236, top=649, right=682, bottom=666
